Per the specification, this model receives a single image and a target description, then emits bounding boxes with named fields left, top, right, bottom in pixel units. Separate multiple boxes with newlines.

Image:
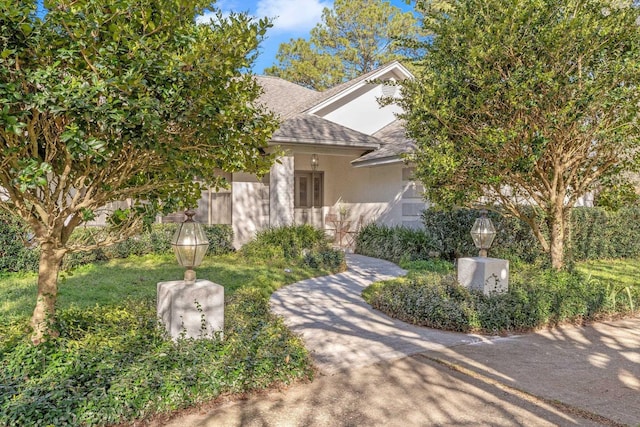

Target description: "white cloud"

left=195, top=11, right=218, bottom=24
left=195, top=1, right=241, bottom=25
left=256, top=0, right=331, bottom=33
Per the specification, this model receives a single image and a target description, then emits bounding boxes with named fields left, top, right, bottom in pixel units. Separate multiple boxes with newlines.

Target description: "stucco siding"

left=319, top=85, right=403, bottom=135
left=232, top=173, right=269, bottom=248
left=317, top=155, right=405, bottom=226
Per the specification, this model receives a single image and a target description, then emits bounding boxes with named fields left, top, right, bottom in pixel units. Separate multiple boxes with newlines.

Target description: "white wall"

left=269, top=155, right=294, bottom=227
left=232, top=173, right=269, bottom=247
left=318, top=85, right=403, bottom=135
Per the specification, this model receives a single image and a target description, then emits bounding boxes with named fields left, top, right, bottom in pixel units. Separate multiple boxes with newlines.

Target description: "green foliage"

left=594, top=182, right=640, bottom=211
left=398, top=258, right=453, bottom=274
left=60, top=224, right=234, bottom=271
left=0, top=221, right=348, bottom=425
left=355, top=223, right=436, bottom=263
left=570, top=206, right=640, bottom=261
left=364, top=264, right=640, bottom=335
left=302, top=248, right=346, bottom=271
left=421, top=208, right=545, bottom=263
left=0, top=211, right=39, bottom=272
left=402, top=0, right=640, bottom=268
left=203, top=225, right=235, bottom=256
left=357, top=206, right=640, bottom=266
left=0, top=293, right=312, bottom=426
left=265, top=0, right=423, bottom=89
left=0, top=221, right=233, bottom=273
left=241, top=225, right=329, bottom=260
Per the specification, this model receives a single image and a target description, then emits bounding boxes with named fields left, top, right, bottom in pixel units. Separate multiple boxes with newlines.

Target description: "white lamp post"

left=470, top=209, right=496, bottom=257
left=159, top=209, right=223, bottom=340
left=457, top=208, right=508, bottom=295
left=170, top=209, right=209, bottom=284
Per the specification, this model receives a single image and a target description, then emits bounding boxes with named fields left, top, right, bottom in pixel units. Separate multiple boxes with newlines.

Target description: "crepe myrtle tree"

left=0, top=0, right=279, bottom=343
left=399, top=0, right=640, bottom=270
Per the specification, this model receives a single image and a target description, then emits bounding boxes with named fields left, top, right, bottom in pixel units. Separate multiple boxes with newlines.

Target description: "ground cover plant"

left=0, top=226, right=343, bottom=426
left=363, top=259, right=639, bottom=335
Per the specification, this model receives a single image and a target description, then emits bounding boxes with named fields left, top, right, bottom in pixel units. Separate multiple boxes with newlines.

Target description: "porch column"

left=270, top=154, right=294, bottom=227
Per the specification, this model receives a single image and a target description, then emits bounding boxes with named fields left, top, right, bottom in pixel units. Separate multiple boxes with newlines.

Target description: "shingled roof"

left=351, top=121, right=414, bottom=167
left=254, top=76, right=320, bottom=119
left=271, top=115, right=380, bottom=149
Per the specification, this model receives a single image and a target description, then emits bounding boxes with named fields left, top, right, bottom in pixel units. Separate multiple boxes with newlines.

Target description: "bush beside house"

left=0, top=212, right=235, bottom=274
left=356, top=205, right=640, bottom=265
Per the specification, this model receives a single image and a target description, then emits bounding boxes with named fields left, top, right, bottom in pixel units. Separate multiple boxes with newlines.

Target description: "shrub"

left=355, top=224, right=437, bottom=263
left=240, top=225, right=329, bottom=261
left=0, top=291, right=312, bottom=427
left=363, top=266, right=640, bottom=335
left=61, top=224, right=234, bottom=271
left=358, top=205, right=640, bottom=266
left=0, top=211, right=39, bottom=272
left=570, top=206, right=640, bottom=260
left=203, top=225, right=235, bottom=256
left=421, top=208, right=545, bottom=263
left=302, top=248, right=346, bottom=271
left=0, top=216, right=234, bottom=273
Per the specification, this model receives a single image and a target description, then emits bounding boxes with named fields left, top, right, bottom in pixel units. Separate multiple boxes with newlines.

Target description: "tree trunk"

left=548, top=205, right=567, bottom=270
left=30, top=242, right=65, bottom=345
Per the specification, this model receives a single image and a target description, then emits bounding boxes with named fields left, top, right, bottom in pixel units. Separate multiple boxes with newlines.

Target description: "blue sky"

left=197, top=0, right=414, bottom=74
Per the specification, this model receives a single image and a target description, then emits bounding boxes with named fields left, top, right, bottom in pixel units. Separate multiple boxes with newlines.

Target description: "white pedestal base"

left=457, top=257, right=509, bottom=295
left=157, top=279, right=224, bottom=340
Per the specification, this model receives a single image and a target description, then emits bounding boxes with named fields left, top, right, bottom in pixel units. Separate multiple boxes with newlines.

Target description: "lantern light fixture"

left=470, top=209, right=496, bottom=257
left=170, top=209, right=209, bottom=284
left=311, top=154, right=319, bottom=171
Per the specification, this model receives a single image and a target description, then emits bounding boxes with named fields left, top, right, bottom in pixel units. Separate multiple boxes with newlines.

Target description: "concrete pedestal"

left=157, top=279, right=224, bottom=340
left=457, top=257, right=509, bottom=295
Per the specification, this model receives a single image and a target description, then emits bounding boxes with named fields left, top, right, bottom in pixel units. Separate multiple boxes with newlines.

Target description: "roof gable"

left=306, top=61, right=413, bottom=117
left=254, top=62, right=415, bottom=161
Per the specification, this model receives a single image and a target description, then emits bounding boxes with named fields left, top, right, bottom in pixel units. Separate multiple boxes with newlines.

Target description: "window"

left=294, top=171, right=323, bottom=208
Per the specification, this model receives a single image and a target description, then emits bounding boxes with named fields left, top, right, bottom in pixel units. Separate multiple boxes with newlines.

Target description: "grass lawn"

left=577, top=257, right=640, bottom=288
left=0, top=251, right=339, bottom=427
left=0, top=252, right=331, bottom=326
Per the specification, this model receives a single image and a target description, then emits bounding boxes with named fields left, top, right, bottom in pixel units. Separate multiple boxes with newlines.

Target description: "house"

left=180, top=61, right=428, bottom=247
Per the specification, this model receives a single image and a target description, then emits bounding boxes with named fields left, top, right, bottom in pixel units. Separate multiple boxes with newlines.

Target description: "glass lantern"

left=171, top=209, right=209, bottom=284
left=470, top=209, right=496, bottom=257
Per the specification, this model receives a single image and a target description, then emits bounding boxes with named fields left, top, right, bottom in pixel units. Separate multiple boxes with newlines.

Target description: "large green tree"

left=400, top=0, right=640, bottom=269
left=0, top=0, right=279, bottom=343
left=265, top=0, right=423, bottom=90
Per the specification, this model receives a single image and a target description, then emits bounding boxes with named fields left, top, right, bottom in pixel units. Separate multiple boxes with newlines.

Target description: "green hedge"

left=356, top=205, right=640, bottom=264
left=421, top=208, right=545, bottom=263
left=0, top=214, right=234, bottom=273
left=354, top=224, right=436, bottom=264
left=62, top=224, right=234, bottom=270
left=570, top=206, right=640, bottom=260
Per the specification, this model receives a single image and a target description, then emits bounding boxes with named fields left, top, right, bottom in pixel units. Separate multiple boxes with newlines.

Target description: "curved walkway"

left=270, top=254, right=488, bottom=373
